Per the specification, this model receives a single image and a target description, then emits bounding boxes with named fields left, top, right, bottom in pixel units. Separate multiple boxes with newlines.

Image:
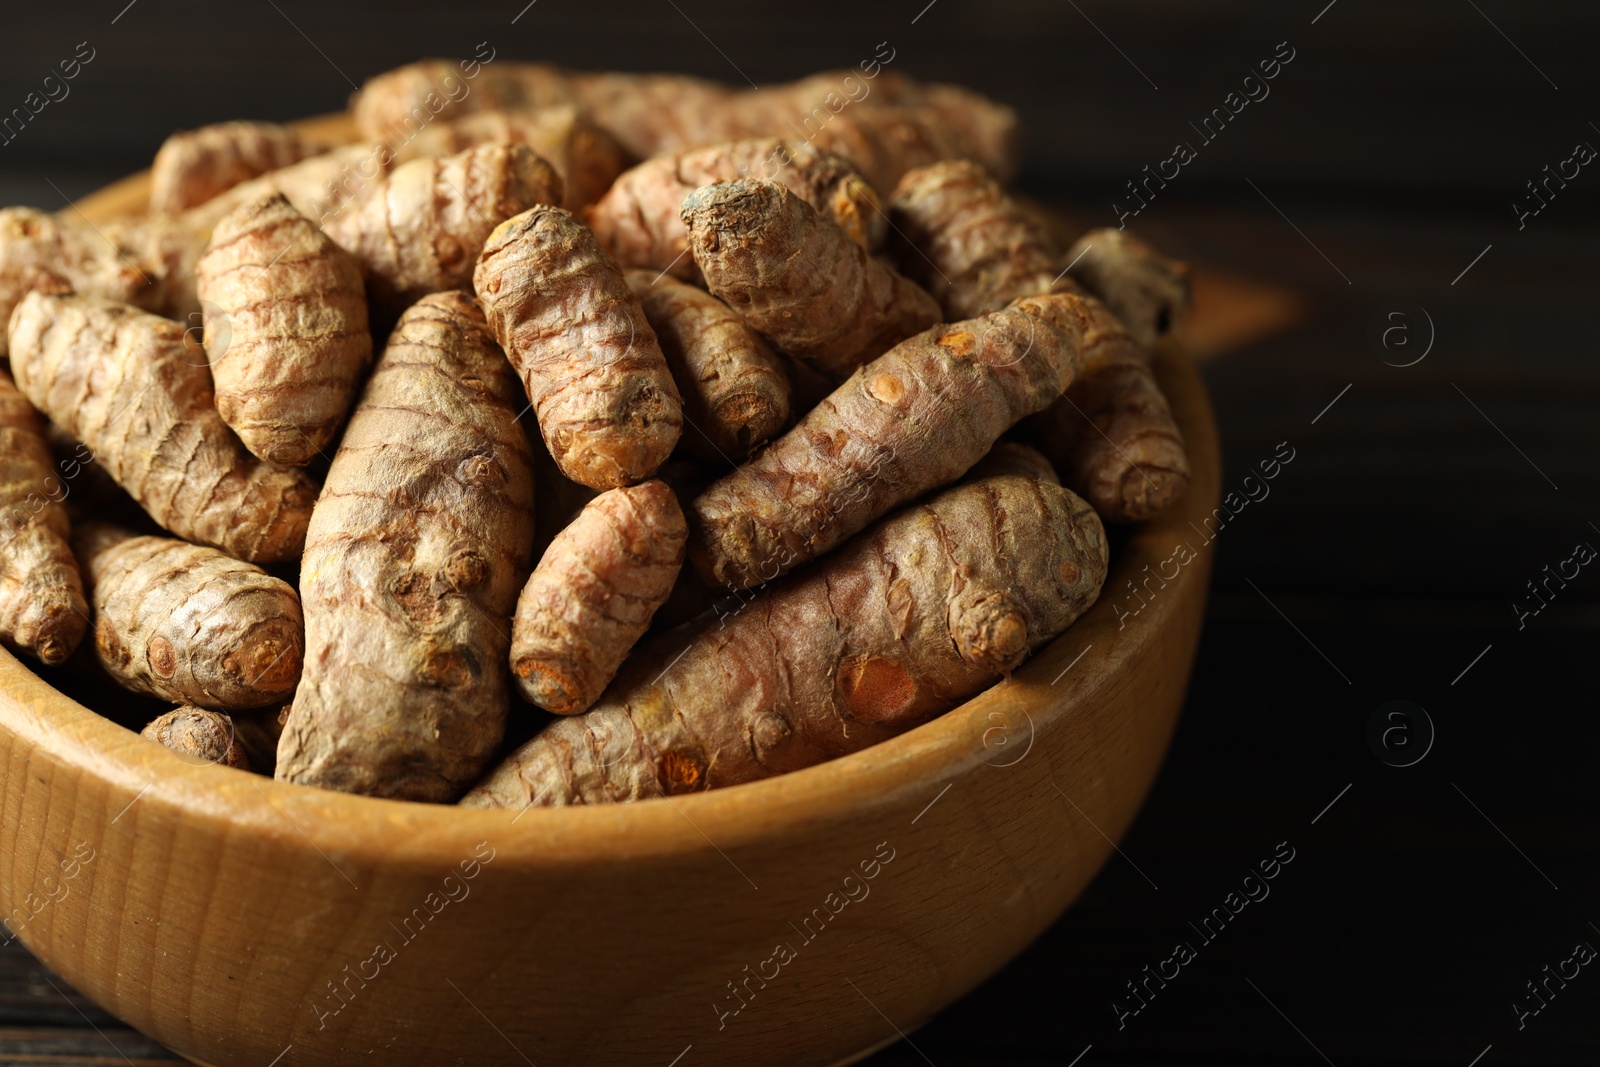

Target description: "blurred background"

left=1, top=1, right=1597, bottom=1063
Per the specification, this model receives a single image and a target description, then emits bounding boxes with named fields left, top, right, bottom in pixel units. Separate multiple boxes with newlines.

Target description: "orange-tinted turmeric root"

left=77, top=523, right=303, bottom=711
left=150, top=121, right=319, bottom=215
left=589, top=138, right=884, bottom=283
left=683, top=179, right=940, bottom=382
left=463, top=475, right=1105, bottom=807
left=625, top=270, right=790, bottom=461
left=0, top=206, right=161, bottom=359
left=510, top=480, right=687, bottom=715
left=349, top=61, right=1018, bottom=188
left=392, top=106, right=630, bottom=212
left=323, top=143, right=564, bottom=321
left=689, top=291, right=1104, bottom=591
left=141, top=706, right=250, bottom=770
left=0, top=369, right=87, bottom=665
left=8, top=292, right=318, bottom=562
left=196, top=194, right=371, bottom=466
left=474, top=205, right=682, bottom=489
left=889, top=161, right=1189, bottom=522
left=889, top=158, right=1068, bottom=320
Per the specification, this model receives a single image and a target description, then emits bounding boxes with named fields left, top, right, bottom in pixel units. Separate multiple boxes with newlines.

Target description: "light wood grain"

left=0, top=128, right=1221, bottom=1066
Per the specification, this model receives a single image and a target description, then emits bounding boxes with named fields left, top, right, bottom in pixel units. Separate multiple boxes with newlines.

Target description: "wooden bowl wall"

left=0, top=141, right=1220, bottom=1066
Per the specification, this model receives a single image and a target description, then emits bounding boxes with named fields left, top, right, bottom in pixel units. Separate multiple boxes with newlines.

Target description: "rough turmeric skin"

left=351, top=61, right=726, bottom=160
left=1064, top=227, right=1192, bottom=351
left=1025, top=358, right=1190, bottom=522
left=463, top=475, right=1106, bottom=807
left=138, top=142, right=550, bottom=332
left=0, top=207, right=159, bottom=359
left=324, top=143, right=563, bottom=322
left=196, top=194, right=371, bottom=466
left=625, top=270, right=790, bottom=461
left=149, top=121, right=319, bottom=215
left=0, top=370, right=87, bottom=665
left=682, top=179, right=941, bottom=382
left=791, top=105, right=958, bottom=203
left=565, top=71, right=743, bottom=160
left=589, top=139, right=884, bottom=283
left=77, top=523, right=303, bottom=711
left=0, top=146, right=394, bottom=357
left=724, top=69, right=1019, bottom=184
left=474, top=205, right=682, bottom=489
left=350, top=61, right=1018, bottom=186
left=889, top=161, right=1189, bottom=522
left=180, top=143, right=395, bottom=236
left=888, top=159, right=1068, bottom=320
left=276, top=292, right=536, bottom=802
left=511, top=480, right=687, bottom=715
left=862, top=71, right=1020, bottom=184
left=688, top=291, right=1106, bottom=591
left=8, top=293, right=317, bottom=563
left=393, top=107, right=630, bottom=212
left=141, top=706, right=250, bottom=770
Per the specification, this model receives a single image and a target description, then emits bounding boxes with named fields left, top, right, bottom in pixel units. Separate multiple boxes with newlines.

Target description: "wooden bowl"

left=0, top=137, right=1220, bottom=1066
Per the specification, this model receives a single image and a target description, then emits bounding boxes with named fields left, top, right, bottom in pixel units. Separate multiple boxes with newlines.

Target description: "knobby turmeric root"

left=510, top=480, right=687, bottom=715
left=474, top=205, right=682, bottom=489
left=393, top=107, right=630, bottom=212
left=8, top=292, right=318, bottom=562
left=275, top=292, right=536, bottom=802
left=790, top=105, right=958, bottom=201
left=689, top=291, right=1102, bottom=591
left=463, top=475, right=1106, bottom=807
left=141, top=706, right=250, bottom=770
left=323, top=143, right=563, bottom=322
left=589, top=138, right=884, bottom=283
left=888, top=158, right=1068, bottom=320
left=350, top=62, right=1018, bottom=187
left=180, top=143, right=395, bottom=236
left=729, top=69, right=1019, bottom=186
left=1025, top=353, right=1191, bottom=524
left=859, top=71, right=1020, bottom=184
left=0, top=145, right=394, bottom=360
left=141, top=142, right=556, bottom=329
left=625, top=270, right=790, bottom=461
left=351, top=61, right=727, bottom=160
left=77, top=523, right=303, bottom=711
left=196, top=194, right=371, bottom=466
left=1065, top=227, right=1192, bottom=351
left=0, top=369, right=87, bottom=665
left=683, top=179, right=941, bottom=382
left=0, top=207, right=159, bottom=358
left=150, top=121, right=320, bottom=215
left=889, top=161, right=1189, bottom=522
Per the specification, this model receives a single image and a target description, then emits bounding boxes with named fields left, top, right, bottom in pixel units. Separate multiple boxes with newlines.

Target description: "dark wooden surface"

left=2, top=2, right=1598, bottom=1064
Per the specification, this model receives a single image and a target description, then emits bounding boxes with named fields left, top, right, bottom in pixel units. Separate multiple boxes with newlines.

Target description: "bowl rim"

left=1, top=125, right=1221, bottom=872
